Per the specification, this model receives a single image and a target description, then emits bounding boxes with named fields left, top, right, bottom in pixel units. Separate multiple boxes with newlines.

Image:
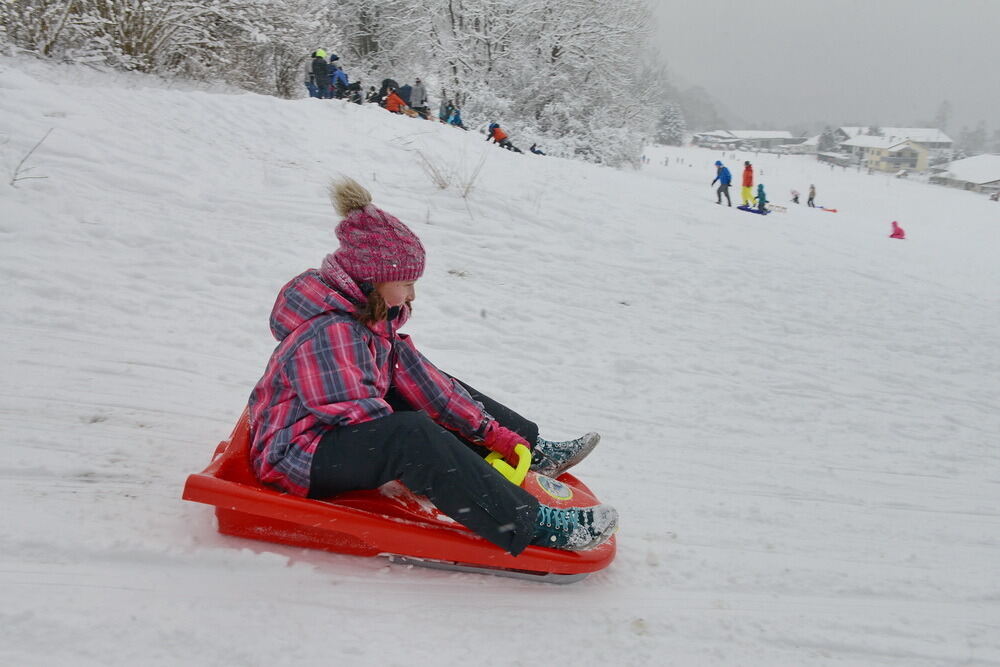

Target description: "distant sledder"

left=486, top=123, right=522, bottom=152
left=382, top=88, right=409, bottom=114
left=447, top=106, right=467, bottom=129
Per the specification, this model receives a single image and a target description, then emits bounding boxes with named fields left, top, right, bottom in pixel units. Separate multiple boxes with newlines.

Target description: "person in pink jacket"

left=890, top=220, right=906, bottom=239
left=247, top=178, right=617, bottom=554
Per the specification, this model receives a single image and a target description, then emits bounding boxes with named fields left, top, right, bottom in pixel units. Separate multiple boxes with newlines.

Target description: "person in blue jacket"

left=711, top=160, right=732, bottom=206
left=331, top=66, right=349, bottom=98
left=448, top=107, right=467, bottom=130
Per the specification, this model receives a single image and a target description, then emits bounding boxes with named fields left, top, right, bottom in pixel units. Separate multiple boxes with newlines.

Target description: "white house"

left=929, top=154, right=1000, bottom=192
left=693, top=130, right=805, bottom=151
left=835, top=127, right=952, bottom=151
left=840, top=136, right=929, bottom=172
left=782, top=134, right=819, bottom=154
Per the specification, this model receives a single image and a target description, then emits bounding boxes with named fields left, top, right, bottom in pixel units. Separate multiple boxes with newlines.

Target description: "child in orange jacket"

left=383, top=89, right=408, bottom=114
left=486, top=123, right=522, bottom=152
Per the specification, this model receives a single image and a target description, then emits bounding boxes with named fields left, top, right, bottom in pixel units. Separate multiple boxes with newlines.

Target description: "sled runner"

left=183, top=410, right=616, bottom=583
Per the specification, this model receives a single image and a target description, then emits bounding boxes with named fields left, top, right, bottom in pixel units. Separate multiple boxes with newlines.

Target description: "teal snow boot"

left=529, top=503, right=618, bottom=551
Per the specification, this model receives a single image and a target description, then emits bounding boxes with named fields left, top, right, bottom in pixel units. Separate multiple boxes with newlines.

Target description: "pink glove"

left=482, top=422, right=527, bottom=462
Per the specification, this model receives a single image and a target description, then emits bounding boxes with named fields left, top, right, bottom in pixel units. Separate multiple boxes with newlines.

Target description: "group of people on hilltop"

left=379, top=83, right=542, bottom=157
left=438, top=100, right=467, bottom=129
left=375, top=78, right=432, bottom=119
left=306, top=50, right=362, bottom=102
left=712, top=159, right=816, bottom=211
left=305, top=50, right=546, bottom=156
left=345, top=69, right=472, bottom=135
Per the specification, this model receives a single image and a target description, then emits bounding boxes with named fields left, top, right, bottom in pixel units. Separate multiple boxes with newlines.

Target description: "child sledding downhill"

left=382, top=88, right=409, bottom=114
left=438, top=100, right=467, bottom=128
left=447, top=106, right=467, bottom=129
left=245, top=179, right=617, bottom=555
left=486, top=123, right=522, bottom=152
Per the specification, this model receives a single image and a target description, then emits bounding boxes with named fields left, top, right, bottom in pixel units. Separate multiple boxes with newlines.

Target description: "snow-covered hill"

left=2, top=56, right=998, bottom=666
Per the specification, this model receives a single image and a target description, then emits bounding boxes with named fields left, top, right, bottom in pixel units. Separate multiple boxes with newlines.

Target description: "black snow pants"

left=308, top=379, right=541, bottom=556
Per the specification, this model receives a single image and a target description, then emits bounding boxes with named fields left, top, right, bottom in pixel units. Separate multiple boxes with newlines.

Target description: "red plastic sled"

left=183, top=410, right=616, bottom=583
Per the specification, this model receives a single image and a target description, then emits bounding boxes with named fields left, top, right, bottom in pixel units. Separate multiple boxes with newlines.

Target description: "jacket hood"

left=268, top=258, right=409, bottom=342
left=268, top=268, right=357, bottom=342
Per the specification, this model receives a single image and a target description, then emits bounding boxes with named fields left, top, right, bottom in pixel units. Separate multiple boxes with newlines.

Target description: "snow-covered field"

left=2, top=56, right=998, bottom=666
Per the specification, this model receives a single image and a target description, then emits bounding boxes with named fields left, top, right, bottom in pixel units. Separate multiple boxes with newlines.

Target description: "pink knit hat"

left=328, top=179, right=425, bottom=284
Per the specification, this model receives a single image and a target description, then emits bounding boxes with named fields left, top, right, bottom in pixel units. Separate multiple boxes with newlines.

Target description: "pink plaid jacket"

left=247, top=262, right=492, bottom=496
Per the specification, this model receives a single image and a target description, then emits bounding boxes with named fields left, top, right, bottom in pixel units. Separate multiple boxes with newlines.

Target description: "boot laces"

left=538, top=505, right=581, bottom=532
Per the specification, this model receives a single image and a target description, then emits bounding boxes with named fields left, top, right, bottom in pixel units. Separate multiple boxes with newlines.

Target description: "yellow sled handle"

left=485, top=443, right=532, bottom=487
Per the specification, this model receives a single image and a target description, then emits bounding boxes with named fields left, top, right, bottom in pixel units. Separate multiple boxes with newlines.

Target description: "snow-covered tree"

left=957, top=121, right=988, bottom=155
left=932, top=100, right=951, bottom=133
left=219, top=0, right=340, bottom=98
left=0, top=0, right=340, bottom=97
left=2, top=1, right=229, bottom=72
left=0, top=0, right=81, bottom=58
left=655, top=102, right=686, bottom=145
left=321, top=0, right=656, bottom=166
left=818, top=126, right=838, bottom=152
left=989, top=128, right=1000, bottom=154
left=2, top=0, right=661, bottom=165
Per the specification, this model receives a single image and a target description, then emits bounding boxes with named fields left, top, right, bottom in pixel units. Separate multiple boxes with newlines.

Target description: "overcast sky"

left=653, top=0, right=1000, bottom=135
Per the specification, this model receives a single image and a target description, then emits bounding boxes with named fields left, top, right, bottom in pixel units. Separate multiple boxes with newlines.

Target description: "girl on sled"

left=247, top=179, right=618, bottom=556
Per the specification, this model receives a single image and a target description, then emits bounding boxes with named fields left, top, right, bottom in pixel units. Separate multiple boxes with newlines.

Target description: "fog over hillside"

left=654, top=0, right=1000, bottom=137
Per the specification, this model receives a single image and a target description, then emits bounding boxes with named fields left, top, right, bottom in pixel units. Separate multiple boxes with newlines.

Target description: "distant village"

left=692, top=128, right=1000, bottom=196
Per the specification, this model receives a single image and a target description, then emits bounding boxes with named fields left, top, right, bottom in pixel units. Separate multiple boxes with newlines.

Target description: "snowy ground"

left=2, top=56, right=999, bottom=666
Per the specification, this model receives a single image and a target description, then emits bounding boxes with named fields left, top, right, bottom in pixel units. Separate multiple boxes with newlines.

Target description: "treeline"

left=1, top=0, right=671, bottom=167
left=0, top=1, right=337, bottom=97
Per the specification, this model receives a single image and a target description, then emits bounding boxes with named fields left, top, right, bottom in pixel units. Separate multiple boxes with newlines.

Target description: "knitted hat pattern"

left=327, top=179, right=425, bottom=284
